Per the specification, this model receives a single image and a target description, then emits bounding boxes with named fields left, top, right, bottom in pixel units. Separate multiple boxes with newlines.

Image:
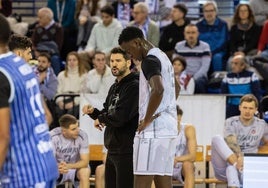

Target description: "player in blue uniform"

left=0, top=14, right=58, bottom=188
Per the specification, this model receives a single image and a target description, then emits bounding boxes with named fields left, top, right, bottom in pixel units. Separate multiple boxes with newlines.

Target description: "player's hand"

left=82, top=104, right=94, bottom=115
left=94, top=119, right=105, bottom=131
left=237, top=154, right=243, bottom=172
left=137, top=113, right=161, bottom=133
left=58, top=161, right=68, bottom=174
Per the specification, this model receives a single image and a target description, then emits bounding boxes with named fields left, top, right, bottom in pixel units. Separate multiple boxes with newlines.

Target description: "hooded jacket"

left=89, top=72, right=139, bottom=154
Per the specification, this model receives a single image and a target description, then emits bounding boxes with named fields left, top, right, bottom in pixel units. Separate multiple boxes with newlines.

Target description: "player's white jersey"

left=224, top=116, right=268, bottom=153
left=139, top=48, right=177, bottom=138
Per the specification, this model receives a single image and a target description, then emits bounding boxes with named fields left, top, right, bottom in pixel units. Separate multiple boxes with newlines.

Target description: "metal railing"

left=12, top=0, right=46, bottom=17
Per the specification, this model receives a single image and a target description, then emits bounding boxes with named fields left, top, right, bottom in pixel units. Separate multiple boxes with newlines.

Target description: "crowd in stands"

left=1, top=0, right=268, bottom=187
left=2, top=0, right=268, bottom=131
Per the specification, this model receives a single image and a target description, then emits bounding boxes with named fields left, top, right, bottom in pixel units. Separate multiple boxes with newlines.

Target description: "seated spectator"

left=172, top=56, right=195, bottom=95
left=85, top=5, right=123, bottom=57
left=249, top=0, right=268, bottom=26
left=173, top=24, right=211, bottom=94
left=50, top=114, right=90, bottom=188
left=221, top=55, right=262, bottom=119
left=84, top=51, right=115, bottom=97
left=128, top=2, right=160, bottom=47
left=55, top=51, right=87, bottom=119
left=159, top=3, right=190, bottom=60
left=31, top=7, right=64, bottom=75
left=227, top=3, right=262, bottom=71
left=196, top=1, right=228, bottom=72
left=112, top=0, right=137, bottom=28
left=75, top=0, right=97, bottom=51
left=173, top=106, right=197, bottom=188
left=257, top=20, right=268, bottom=58
left=35, top=52, right=58, bottom=101
left=211, top=94, right=268, bottom=188
left=47, top=0, right=77, bottom=61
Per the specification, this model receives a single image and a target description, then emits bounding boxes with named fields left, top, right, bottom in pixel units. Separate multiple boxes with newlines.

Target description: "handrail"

left=12, top=0, right=46, bottom=17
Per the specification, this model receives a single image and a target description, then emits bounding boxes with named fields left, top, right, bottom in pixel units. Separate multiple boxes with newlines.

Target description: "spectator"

left=249, top=0, right=268, bottom=26
left=159, top=3, right=190, bottom=60
left=174, top=24, right=211, bottom=94
left=257, top=20, right=268, bottom=58
left=55, top=51, right=87, bottom=119
left=211, top=94, right=268, bottom=188
left=112, top=0, right=138, bottom=28
left=48, top=0, right=78, bottom=61
left=84, top=51, right=115, bottom=98
left=196, top=1, right=228, bottom=72
left=50, top=114, right=90, bottom=188
left=129, top=2, right=160, bottom=47
left=75, top=0, right=97, bottom=51
left=35, top=52, right=58, bottom=101
left=172, top=56, right=195, bottom=95
left=221, top=54, right=262, bottom=118
left=85, top=5, right=123, bottom=57
left=227, top=3, right=261, bottom=71
left=31, top=7, right=64, bottom=75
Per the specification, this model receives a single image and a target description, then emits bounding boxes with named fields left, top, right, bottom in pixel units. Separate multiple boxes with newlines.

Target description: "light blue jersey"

left=0, top=52, right=58, bottom=188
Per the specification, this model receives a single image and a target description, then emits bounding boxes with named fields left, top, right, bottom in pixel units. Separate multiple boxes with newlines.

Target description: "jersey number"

left=26, top=78, right=44, bottom=117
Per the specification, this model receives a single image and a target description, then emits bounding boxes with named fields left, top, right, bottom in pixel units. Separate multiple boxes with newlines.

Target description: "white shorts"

left=133, top=137, right=177, bottom=176
left=57, top=169, right=76, bottom=185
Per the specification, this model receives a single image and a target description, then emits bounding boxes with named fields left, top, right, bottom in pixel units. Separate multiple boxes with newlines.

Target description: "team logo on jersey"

left=251, top=129, right=256, bottom=134
left=19, top=64, right=33, bottom=75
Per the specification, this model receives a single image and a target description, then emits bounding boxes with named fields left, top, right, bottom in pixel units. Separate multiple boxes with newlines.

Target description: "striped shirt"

left=221, top=70, right=261, bottom=105
left=0, top=52, right=58, bottom=188
left=173, top=40, right=211, bottom=80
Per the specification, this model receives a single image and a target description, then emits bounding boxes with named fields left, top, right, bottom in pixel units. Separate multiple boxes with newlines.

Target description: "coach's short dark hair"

left=59, top=114, right=78, bottom=129
left=110, top=47, right=131, bottom=61
left=118, top=26, right=144, bottom=45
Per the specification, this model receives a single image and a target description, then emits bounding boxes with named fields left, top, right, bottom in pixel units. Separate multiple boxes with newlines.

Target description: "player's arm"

left=139, top=56, right=163, bottom=130
left=0, top=72, right=11, bottom=170
left=42, top=97, right=53, bottom=125
left=0, top=107, right=10, bottom=170
left=66, top=153, right=89, bottom=169
left=175, top=125, right=197, bottom=162
left=143, top=75, right=163, bottom=125
left=224, top=135, right=242, bottom=156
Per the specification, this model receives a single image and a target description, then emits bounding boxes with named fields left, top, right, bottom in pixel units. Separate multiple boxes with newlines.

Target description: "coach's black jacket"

left=89, top=72, right=139, bottom=154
